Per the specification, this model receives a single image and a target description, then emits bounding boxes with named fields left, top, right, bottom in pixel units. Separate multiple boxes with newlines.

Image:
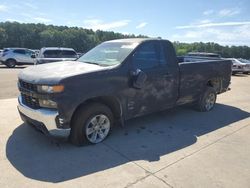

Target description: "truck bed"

left=176, top=59, right=232, bottom=105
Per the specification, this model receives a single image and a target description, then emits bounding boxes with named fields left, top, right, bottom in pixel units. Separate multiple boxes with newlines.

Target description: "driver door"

left=127, top=41, right=178, bottom=118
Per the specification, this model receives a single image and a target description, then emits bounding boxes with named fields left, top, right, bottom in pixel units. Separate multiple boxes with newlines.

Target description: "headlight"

left=37, top=85, right=64, bottom=93
left=39, top=99, right=57, bottom=108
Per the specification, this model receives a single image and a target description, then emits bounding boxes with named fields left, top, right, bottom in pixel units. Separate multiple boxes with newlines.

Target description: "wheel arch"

left=206, top=77, right=222, bottom=93
left=6, top=58, right=17, bottom=63
left=71, top=96, right=123, bottom=127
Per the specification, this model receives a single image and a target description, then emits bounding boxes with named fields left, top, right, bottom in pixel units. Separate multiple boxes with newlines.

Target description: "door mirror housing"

left=131, top=69, right=147, bottom=89
left=31, top=54, right=36, bottom=58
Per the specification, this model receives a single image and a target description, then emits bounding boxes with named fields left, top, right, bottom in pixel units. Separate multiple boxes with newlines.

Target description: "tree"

left=0, top=21, right=250, bottom=59
left=0, top=27, right=7, bottom=46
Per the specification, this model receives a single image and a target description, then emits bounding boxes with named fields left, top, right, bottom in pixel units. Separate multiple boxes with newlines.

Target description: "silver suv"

left=35, top=47, right=77, bottom=65
left=0, top=48, right=35, bottom=68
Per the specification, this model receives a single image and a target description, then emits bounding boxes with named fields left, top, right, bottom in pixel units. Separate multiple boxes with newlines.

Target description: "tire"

left=196, top=87, right=217, bottom=112
left=6, top=59, right=16, bottom=68
left=70, top=103, right=114, bottom=146
left=243, top=72, right=249, bottom=75
left=232, top=72, right=236, bottom=75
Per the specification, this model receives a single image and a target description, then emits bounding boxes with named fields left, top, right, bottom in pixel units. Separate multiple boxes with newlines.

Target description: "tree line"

left=0, top=21, right=250, bottom=59
left=0, top=22, right=146, bottom=53
left=173, top=41, right=250, bottom=59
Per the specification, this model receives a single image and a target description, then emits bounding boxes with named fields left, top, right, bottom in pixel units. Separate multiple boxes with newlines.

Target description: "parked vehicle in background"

left=238, top=59, right=250, bottom=74
left=0, top=49, right=2, bottom=64
left=180, top=52, right=222, bottom=62
left=77, top=52, right=84, bottom=58
left=17, top=38, right=232, bottom=145
left=187, top=52, right=221, bottom=58
left=226, top=58, right=248, bottom=75
left=35, top=47, right=78, bottom=65
left=0, top=48, right=36, bottom=68
left=31, top=49, right=40, bottom=57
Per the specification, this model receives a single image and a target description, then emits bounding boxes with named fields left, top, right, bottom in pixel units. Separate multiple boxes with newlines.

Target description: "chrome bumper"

left=17, top=96, right=70, bottom=137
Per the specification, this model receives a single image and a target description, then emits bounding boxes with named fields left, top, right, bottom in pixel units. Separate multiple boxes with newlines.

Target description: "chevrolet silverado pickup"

left=17, top=38, right=232, bottom=146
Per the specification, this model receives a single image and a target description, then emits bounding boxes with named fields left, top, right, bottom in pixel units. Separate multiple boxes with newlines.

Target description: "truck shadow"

left=0, top=65, right=29, bottom=69
left=6, top=103, right=250, bottom=183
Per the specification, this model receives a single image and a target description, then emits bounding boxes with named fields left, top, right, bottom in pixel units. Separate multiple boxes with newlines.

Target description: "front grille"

left=21, top=94, right=40, bottom=109
left=19, top=80, right=37, bottom=92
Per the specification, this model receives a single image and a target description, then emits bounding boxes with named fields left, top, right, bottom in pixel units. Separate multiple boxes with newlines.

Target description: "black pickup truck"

left=17, top=38, right=231, bottom=145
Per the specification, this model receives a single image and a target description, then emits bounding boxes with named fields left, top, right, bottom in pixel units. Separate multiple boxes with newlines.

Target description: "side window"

left=14, top=49, right=25, bottom=54
left=43, top=50, right=61, bottom=58
left=132, top=42, right=160, bottom=69
left=61, top=50, right=77, bottom=58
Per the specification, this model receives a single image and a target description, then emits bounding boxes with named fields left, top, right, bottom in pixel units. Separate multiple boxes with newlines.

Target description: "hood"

left=18, top=61, right=108, bottom=85
left=233, top=62, right=246, bottom=66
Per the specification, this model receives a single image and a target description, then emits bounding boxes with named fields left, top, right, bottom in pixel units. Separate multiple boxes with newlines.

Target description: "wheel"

left=243, top=72, right=249, bottom=75
left=196, top=87, right=217, bottom=112
left=232, top=72, right=236, bottom=75
left=70, top=103, right=114, bottom=146
left=6, top=59, right=16, bottom=68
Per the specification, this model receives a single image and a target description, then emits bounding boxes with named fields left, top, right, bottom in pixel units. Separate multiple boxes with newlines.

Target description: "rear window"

left=43, top=50, right=61, bottom=58
left=61, top=50, right=77, bottom=58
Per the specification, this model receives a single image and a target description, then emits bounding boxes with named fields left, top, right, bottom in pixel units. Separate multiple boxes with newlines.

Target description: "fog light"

left=59, top=118, right=64, bottom=124
left=39, top=99, right=57, bottom=109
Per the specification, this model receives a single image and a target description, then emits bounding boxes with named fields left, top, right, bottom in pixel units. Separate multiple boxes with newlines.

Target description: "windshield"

left=77, top=41, right=139, bottom=66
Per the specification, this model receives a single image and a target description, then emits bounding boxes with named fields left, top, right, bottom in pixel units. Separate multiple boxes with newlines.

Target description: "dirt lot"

left=0, top=67, right=250, bottom=188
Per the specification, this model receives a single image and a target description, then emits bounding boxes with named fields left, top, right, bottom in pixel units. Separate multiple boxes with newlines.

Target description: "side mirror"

left=31, top=54, right=36, bottom=58
left=131, top=69, right=147, bottom=89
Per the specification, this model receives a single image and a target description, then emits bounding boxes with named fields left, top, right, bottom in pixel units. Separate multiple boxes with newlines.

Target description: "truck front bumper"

left=17, top=96, right=70, bottom=137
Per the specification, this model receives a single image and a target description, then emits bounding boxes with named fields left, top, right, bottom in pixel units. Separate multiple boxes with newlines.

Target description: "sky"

left=0, top=0, right=250, bottom=46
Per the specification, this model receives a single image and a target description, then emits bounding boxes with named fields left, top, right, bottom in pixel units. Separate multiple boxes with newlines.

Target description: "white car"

left=0, top=49, right=3, bottom=58
left=0, top=48, right=36, bottom=68
left=238, top=59, right=250, bottom=74
left=226, top=58, right=249, bottom=75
